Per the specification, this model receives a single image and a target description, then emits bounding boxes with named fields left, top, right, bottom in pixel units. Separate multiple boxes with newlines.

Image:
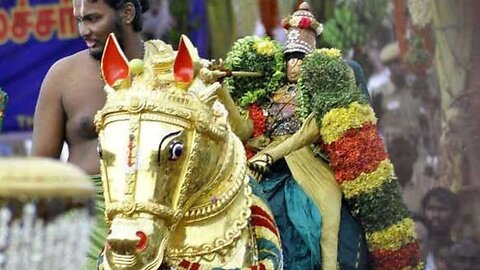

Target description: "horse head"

left=95, top=34, right=251, bottom=270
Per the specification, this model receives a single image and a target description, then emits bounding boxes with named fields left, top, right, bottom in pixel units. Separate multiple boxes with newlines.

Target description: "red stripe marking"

left=251, top=205, right=275, bottom=225
left=251, top=215, right=279, bottom=237
left=190, top=263, right=200, bottom=270
left=179, top=259, right=190, bottom=268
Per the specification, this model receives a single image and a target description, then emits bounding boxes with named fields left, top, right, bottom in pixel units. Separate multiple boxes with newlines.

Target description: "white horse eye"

left=169, top=142, right=183, bottom=161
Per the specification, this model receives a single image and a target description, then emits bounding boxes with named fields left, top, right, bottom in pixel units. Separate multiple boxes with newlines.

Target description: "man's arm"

left=31, top=60, right=67, bottom=158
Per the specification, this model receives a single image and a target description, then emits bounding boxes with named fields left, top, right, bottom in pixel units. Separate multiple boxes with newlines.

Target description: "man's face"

left=73, top=0, right=125, bottom=60
left=449, top=243, right=480, bottom=270
left=424, top=197, right=453, bottom=234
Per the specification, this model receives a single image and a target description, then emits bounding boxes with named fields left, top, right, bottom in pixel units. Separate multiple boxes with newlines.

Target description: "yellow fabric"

left=285, top=147, right=341, bottom=270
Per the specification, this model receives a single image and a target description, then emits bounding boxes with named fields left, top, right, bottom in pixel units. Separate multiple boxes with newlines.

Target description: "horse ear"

left=101, top=33, right=130, bottom=88
left=173, top=35, right=194, bottom=84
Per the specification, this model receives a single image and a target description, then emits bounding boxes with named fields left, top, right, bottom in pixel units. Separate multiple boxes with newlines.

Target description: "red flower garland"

left=248, top=104, right=267, bottom=138
left=322, top=124, right=388, bottom=183
left=370, top=242, right=421, bottom=270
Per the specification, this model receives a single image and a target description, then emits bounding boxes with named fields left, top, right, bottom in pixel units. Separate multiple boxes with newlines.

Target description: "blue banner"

left=0, top=0, right=85, bottom=132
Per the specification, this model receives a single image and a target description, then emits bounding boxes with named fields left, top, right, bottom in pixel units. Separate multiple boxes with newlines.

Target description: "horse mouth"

left=110, top=252, right=136, bottom=267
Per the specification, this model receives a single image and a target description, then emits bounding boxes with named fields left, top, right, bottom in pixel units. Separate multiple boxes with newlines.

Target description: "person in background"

left=448, top=239, right=480, bottom=270
left=31, top=0, right=149, bottom=268
left=412, top=213, right=429, bottom=263
left=421, top=187, right=459, bottom=270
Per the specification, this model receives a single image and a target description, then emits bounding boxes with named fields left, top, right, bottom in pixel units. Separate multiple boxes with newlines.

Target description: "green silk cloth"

left=0, top=88, right=7, bottom=132
left=84, top=174, right=108, bottom=270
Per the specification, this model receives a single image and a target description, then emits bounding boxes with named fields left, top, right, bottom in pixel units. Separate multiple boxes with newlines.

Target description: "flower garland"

left=0, top=88, right=7, bottom=132
left=245, top=103, right=268, bottom=159
left=249, top=103, right=267, bottom=138
left=298, top=49, right=421, bottom=269
left=224, top=36, right=286, bottom=109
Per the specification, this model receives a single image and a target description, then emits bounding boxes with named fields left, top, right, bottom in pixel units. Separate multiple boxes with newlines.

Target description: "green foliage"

left=223, top=36, right=286, bottom=108
left=297, top=49, right=367, bottom=122
left=349, top=180, right=411, bottom=233
left=322, top=0, right=389, bottom=52
left=322, top=7, right=368, bottom=52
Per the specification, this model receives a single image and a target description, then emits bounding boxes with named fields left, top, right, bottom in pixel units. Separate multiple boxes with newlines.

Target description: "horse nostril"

left=136, top=231, right=148, bottom=251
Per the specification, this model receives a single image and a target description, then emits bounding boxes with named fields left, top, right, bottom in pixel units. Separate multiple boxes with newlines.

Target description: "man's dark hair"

left=421, top=187, right=459, bottom=213
left=92, top=0, right=150, bottom=32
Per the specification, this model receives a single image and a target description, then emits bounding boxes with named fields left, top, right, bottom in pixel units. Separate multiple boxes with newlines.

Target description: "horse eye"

left=97, top=142, right=103, bottom=159
left=169, top=142, right=183, bottom=161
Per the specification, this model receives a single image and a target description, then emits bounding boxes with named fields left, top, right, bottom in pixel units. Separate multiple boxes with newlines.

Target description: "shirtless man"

left=32, top=0, right=148, bottom=174
left=32, top=0, right=149, bottom=267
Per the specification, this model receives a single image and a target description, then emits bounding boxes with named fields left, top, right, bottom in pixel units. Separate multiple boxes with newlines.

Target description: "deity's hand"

left=247, top=153, right=273, bottom=182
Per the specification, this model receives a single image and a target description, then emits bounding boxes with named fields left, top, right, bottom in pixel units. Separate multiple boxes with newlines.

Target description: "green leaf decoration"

left=224, top=36, right=286, bottom=108
left=297, top=49, right=368, bottom=123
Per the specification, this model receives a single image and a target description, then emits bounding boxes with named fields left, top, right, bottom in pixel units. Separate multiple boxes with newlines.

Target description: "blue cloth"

left=256, top=160, right=322, bottom=270
left=254, top=159, right=369, bottom=270
left=338, top=202, right=369, bottom=270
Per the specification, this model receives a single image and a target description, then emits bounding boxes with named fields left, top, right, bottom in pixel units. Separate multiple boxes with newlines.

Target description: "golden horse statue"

left=94, top=33, right=282, bottom=270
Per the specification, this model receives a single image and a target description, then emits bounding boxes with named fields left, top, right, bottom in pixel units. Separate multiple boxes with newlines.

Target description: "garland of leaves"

left=297, top=48, right=365, bottom=121
left=223, top=36, right=286, bottom=109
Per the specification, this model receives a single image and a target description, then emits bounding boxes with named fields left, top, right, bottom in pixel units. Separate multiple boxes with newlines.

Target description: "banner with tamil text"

left=0, top=0, right=84, bottom=132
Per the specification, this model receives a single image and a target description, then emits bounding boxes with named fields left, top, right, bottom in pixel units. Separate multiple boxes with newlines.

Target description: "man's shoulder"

left=41, top=50, right=96, bottom=91
left=52, top=50, right=91, bottom=69
left=45, top=50, right=97, bottom=82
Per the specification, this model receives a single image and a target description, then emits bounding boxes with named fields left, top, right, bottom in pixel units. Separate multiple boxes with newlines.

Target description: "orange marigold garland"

left=249, top=103, right=267, bottom=138
left=323, top=124, right=388, bottom=183
left=244, top=103, right=267, bottom=159
left=370, top=242, right=421, bottom=270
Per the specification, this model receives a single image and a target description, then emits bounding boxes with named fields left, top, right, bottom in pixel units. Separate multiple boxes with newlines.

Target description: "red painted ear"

left=101, top=33, right=129, bottom=87
left=173, top=36, right=194, bottom=83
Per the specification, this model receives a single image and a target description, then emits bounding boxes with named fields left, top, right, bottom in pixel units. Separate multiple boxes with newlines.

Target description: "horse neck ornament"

left=95, top=34, right=282, bottom=270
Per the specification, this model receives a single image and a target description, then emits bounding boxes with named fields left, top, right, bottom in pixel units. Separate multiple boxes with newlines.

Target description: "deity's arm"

left=216, top=85, right=253, bottom=141
left=261, top=113, right=319, bottom=163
